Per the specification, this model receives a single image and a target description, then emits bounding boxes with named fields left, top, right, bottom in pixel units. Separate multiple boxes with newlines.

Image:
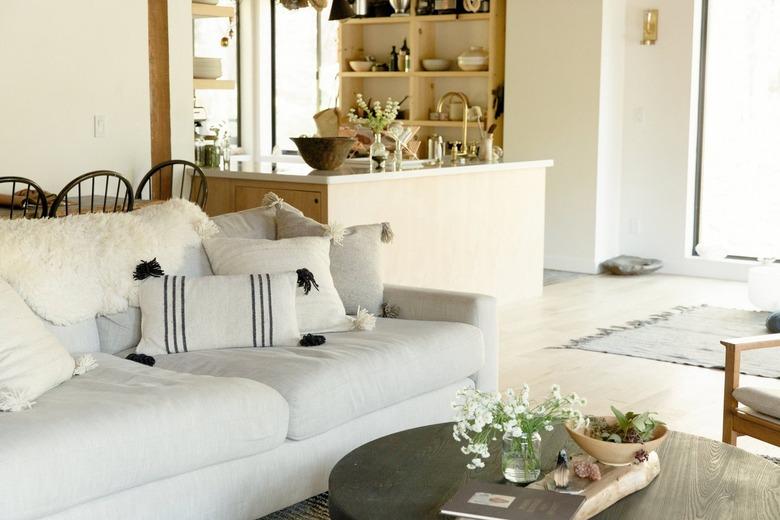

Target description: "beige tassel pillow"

left=0, top=280, right=75, bottom=412
left=275, top=204, right=392, bottom=315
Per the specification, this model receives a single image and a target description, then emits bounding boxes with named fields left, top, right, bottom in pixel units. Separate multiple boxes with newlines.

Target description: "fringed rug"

left=554, top=306, right=780, bottom=378
left=258, top=493, right=330, bottom=520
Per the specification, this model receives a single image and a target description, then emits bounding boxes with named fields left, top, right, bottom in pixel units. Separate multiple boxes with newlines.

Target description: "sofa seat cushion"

left=0, top=353, right=289, bottom=520
left=154, top=318, right=484, bottom=440
left=733, top=386, right=780, bottom=420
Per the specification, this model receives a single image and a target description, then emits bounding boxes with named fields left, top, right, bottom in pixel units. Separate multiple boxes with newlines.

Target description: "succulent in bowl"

left=565, top=407, right=668, bottom=466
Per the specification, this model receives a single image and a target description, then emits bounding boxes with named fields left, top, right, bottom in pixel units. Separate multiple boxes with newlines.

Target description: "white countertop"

left=203, top=157, right=553, bottom=185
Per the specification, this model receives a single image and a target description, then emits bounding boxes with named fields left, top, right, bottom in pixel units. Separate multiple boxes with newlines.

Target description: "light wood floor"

left=499, top=273, right=780, bottom=457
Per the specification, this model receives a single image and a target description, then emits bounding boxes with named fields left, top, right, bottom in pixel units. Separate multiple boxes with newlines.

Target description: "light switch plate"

left=94, top=115, right=106, bottom=138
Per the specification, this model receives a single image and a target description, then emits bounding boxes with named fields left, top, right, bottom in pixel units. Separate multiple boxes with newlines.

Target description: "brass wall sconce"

left=642, top=9, right=659, bottom=45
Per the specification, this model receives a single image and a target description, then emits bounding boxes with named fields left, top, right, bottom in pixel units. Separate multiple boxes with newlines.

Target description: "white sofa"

left=0, top=207, right=497, bottom=520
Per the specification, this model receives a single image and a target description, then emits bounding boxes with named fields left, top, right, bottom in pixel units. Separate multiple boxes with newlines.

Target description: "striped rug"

left=554, top=306, right=779, bottom=378
left=258, top=494, right=329, bottom=520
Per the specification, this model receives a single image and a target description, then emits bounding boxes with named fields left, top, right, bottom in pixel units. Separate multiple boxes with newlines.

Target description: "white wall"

left=0, top=0, right=151, bottom=192
left=504, top=0, right=604, bottom=273
left=619, top=0, right=748, bottom=279
left=169, top=0, right=195, bottom=162
left=0, top=0, right=195, bottom=193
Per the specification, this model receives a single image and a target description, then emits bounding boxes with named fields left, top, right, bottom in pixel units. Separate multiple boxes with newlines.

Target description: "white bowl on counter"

left=421, top=58, right=452, bottom=71
left=457, top=46, right=489, bottom=71
left=349, top=61, right=374, bottom=72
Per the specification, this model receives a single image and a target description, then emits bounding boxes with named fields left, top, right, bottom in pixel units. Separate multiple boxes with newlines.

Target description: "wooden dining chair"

left=134, top=160, right=208, bottom=209
left=49, top=170, right=134, bottom=217
left=0, top=176, right=49, bottom=219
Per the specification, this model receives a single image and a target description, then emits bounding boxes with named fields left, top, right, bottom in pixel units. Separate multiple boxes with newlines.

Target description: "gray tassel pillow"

left=275, top=205, right=392, bottom=315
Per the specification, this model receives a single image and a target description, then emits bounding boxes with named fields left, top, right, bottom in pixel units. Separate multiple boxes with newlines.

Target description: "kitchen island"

left=203, top=158, right=550, bottom=303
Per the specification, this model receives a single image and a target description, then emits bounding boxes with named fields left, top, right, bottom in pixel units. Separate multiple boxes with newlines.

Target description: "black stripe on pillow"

left=171, top=276, right=179, bottom=353
left=266, top=273, right=273, bottom=346
left=163, top=275, right=171, bottom=354
left=258, top=274, right=266, bottom=347
left=180, top=276, right=188, bottom=352
left=250, top=274, right=258, bottom=348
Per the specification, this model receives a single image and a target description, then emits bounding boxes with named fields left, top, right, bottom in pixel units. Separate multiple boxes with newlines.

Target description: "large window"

left=271, top=2, right=339, bottom=152
left=695, top=0, right=780, bottom=259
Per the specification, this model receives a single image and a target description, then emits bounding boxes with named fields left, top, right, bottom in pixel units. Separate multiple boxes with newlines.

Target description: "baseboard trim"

left=544, top=255, right=600, bottom=274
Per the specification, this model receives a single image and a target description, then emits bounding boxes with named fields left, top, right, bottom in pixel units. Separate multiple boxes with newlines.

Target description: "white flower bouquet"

left=452, top=384, right=586, bottom=472
left=347, top=94, right=401, bottom=135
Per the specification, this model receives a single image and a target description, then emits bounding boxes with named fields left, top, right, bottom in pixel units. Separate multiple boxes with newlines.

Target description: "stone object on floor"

left=529, top=452, right=661, bottom=520
left=766, top=312, right=780, bottom=333
left=601, top=255, right=663, bottom=275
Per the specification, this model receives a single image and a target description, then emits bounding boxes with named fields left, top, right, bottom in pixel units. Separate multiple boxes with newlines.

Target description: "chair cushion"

left=154, top=317, right=484, bottom=440
left=0, top=353, right=289, bottom=520
left=733, top=386, right=780, bottom=420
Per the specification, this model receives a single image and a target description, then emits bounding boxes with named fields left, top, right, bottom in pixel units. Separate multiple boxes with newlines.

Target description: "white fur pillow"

left=204, top=236, right=352, bottom=333
left=136, top=273, right=302, bottom=355
left=0, top=279, right=75, bottom=412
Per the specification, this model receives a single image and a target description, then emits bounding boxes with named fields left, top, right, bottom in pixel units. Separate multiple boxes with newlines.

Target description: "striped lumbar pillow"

left=135, top=273, right=300, bottom=356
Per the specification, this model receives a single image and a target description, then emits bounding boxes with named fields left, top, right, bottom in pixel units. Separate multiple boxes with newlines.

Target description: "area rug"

left=258, top=494, right=329, bottom=520
left=554, top=306, right=780, bottom=378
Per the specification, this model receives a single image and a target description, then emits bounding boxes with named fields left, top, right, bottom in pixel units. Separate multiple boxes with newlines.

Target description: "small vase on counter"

left=370, top=133, right=387, bottom=172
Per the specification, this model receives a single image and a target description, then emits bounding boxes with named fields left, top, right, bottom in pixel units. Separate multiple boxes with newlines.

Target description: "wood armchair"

left=722, top=334, right=780, bottom=446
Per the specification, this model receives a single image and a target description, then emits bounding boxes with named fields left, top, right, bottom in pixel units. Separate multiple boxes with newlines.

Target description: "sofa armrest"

left=383, top=284, right=498, bottom=392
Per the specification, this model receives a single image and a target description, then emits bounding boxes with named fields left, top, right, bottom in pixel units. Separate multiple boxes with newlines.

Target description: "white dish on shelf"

left=421, top=59, right=452, bottom=71
left=457, top=46, right=489, bottom=71
left=193, top=0, right=219, bottom=4
left=349, top=61, right=374, bottom=72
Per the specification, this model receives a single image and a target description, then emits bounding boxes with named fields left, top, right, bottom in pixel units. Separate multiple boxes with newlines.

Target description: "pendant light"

left=329, top=0, right=355, bottom=20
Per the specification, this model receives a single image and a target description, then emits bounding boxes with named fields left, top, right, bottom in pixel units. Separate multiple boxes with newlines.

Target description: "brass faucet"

left=436, top=91, right=470, bottom=157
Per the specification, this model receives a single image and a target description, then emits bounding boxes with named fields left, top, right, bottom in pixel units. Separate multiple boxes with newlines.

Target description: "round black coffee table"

left=328, top=422, right=780, bottom=519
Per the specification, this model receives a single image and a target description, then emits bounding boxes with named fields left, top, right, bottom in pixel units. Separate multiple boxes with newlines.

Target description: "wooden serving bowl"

left=565, top=417, right=669, bottom=466
left=290, top=137, right=356, bottom=171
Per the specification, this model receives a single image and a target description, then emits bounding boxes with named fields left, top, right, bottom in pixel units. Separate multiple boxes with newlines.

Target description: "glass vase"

left=501, top=431, right=541, bottom=484
left=370, top=132, right=387, bottom=172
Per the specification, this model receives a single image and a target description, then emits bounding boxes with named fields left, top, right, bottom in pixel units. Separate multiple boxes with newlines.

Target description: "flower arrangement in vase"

left=347, top=94, right=401, bottom=172
left=452, top=384, right=587, bottom=483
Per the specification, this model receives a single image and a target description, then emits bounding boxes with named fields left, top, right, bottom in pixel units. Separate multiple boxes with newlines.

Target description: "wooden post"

left=147, top=0, right=172, bottom=198
left=721, top=341, right=740, bottom=445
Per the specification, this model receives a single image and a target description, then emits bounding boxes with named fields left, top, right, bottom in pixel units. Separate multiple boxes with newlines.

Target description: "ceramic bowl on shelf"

left=457, top=46, right=489, bottom=71
left=421, top=58, right=452, bottom=71
left=349, top=61, right=374, bottom=72
left=564, top=417, right=669, bottom=466
left=290, top=137, right=357, bottom=171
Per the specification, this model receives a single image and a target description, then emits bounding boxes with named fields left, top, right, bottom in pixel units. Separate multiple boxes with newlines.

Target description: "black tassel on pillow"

left=296, top=268, right=320, bottom=295
left=299, top=334, right=326, bottom=347
left=126, top=353, right=156, bottom=367
left=133, top=258, right=164, bottom=281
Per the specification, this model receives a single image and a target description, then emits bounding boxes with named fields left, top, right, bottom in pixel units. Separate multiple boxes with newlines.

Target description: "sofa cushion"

left=275, top=205, right=388, bottom=315
left=204, top=236, right=352, bottom=333
left=0, top=353, right=289, bottom=520
left=733, top=386, right=780, bottom=420
left=45, top=318, right=101, bottom=354
left=212, top=205, right=279, bottom=239
left=136, top=273, right=302, bottom=355
left=154, top=317, right=484, bottom=440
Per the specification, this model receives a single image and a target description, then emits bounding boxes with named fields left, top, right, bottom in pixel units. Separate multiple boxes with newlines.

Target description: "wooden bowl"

left=290, top=137, right=356, bottom=171
left=565, top=417, right=668, bottom=466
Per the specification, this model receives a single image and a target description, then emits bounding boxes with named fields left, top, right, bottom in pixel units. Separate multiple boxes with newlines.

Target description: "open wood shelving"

left=338, top=0, right=506, bottom=157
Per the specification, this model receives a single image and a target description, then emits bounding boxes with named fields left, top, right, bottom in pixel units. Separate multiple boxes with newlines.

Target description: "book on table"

left=441, top=481, right=585, bottom=520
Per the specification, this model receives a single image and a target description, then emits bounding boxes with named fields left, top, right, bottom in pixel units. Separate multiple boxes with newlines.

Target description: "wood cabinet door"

left=234, top=185, right=325, bottom=222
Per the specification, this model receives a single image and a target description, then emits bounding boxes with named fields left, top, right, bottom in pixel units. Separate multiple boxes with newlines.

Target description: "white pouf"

left=748, top=263, right=780, bottom=311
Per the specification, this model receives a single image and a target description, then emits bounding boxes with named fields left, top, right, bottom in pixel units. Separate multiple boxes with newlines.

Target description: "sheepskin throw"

left=0, top=199, right=218, bottom=325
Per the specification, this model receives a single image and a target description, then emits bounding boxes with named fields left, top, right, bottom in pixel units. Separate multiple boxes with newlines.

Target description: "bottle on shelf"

left=389, top=46, right=399, bottom=72
left=400, top=39, right=411, bottom=72
left=416, top=0, right=434, bottom=15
